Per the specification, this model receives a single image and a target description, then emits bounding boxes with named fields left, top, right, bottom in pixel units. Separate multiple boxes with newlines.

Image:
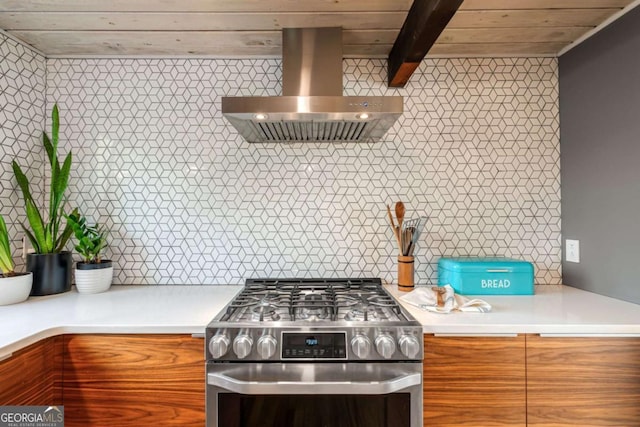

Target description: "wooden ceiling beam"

left=387, top=0, right=464, bottom=87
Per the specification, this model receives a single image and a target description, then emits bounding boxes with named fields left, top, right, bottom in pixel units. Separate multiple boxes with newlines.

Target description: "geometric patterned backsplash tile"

left=0, top=33, right=46, bottom=272
left=45, top=57, right=561, bottom=285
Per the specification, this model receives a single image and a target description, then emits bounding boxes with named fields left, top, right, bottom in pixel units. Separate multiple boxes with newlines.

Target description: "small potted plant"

left=0, top=214, right=33, bottom=305
left=65, top=212, right=112, bottom=294
left=12, top=103, right=74, bottom=295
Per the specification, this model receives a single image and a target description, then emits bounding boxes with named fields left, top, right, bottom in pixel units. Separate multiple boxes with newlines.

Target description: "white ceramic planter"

left=0, top=272, right=33, bottom=305
left=75, top=264, right=113, bottom=294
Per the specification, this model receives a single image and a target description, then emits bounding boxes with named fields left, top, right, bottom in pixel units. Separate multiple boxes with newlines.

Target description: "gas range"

left=205, top=278, right=423, bottom=362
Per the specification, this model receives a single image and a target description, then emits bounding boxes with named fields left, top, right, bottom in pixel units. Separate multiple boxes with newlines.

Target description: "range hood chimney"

left=222, top=27, right=403, bottom=143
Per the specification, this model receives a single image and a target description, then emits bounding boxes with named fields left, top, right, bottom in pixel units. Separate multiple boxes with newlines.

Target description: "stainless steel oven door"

left=206, top=362, right=422, bottom=427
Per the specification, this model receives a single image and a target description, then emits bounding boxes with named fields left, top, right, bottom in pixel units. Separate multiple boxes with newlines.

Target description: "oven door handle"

left=208, top=372, right=421, bottom=395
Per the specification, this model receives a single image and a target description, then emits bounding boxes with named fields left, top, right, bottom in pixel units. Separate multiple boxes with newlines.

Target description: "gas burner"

left=344, top=301, right=379, bottom=322
left=295, top=307, right=329, bottom=321
left=244, top=283, right=268, bottom=293
left=228, top=295, right=261, bottom=309
left=252, top=303, right=281, bottom=322
left=260, top=292, right=283, bottom=304
left=368, top=295, right=396, bottom=307
left=219, top=278, right=407, bottom=323
left=293, top=293, right=331, bottom=321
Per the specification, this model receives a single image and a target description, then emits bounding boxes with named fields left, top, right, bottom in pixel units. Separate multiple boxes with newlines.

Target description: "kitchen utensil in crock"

left=395, top=201, right=405, bottom=231
left=386, top=204, right=401, bottom=248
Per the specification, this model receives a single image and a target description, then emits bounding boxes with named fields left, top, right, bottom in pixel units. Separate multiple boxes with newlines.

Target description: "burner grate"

left=222, top=278, right=404, bottom=323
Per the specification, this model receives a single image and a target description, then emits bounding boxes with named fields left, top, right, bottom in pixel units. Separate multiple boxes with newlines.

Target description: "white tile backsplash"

left=42, top=57, right=561, bottom=285
left=0, top=33, right=46, bottom=272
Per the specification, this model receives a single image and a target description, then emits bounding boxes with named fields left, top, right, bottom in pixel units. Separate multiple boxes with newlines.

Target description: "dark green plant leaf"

left=56, top=209, right=77, bottom=252
left=0, top=215, right=14, bottom=274
left=20, top=223, right=40, bottom=254
left=51, top=104, right=59, bottom=151
left=0, top=215, right=10, bottom=253
left=49, top=160, right=59, bottom=235
left=43, top=133, right=54, bottom=166
left=25, top=199, right=48, bottom=252
left=57, top=153, right=72, bottom=202
left=11, top=161, right=35, bottom=204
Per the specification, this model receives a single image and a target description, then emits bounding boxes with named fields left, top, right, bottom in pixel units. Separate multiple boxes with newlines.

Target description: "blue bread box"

left=438, top=257, right=534, bottom=295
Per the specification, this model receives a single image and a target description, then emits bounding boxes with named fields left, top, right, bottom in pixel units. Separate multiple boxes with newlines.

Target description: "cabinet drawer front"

left=0, top=337, right=62, bottom=406
left=63, top=334, right=205, bottom=427
left=527, top=335, right=640, bottom=427
left=423, top=335, right=526, bottom=427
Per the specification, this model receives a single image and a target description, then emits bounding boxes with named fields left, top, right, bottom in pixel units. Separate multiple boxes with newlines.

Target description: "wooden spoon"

left=386, top=204, right=401, bottom=247
left=395, top=201, right=405, bottom=232
left=395, top=201, right=405, bottom=255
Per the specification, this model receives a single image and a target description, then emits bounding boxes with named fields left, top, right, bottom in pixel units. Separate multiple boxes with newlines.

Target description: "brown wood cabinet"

left=423, top=334, right=527, bottom=427
left=527, top=335, right=640, bottom=427
left=0, top=336, right=63, bottom=406
left=62, top=334, right=205, bottom=427
left=423, top=334, right=640, bottom=427
left=3, top=332, right=640, bottom=427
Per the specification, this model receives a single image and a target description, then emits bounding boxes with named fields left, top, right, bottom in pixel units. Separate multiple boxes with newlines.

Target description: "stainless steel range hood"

left=222, top=27, right=403, bottom=143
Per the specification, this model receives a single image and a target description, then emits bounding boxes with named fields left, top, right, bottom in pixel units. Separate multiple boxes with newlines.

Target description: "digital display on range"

left=282, top=332, right=346, bottom=359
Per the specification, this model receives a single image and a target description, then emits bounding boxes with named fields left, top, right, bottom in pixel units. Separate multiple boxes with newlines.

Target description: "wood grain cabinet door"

left=0, top=337, right=63, bottom=406
left=423, top=334, right=527, bottom=427
left=63, top=334, right=205, bottom=427
left=527, top=335, right=640, bottom=427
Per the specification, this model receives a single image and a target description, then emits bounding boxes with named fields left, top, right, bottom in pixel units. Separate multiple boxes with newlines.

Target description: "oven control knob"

left=233, top=334, right=254, bottom=359
left=375, top=334, right=396, bottom=359
left=209, top=334, right=230, bottom=359
left=350, top=334, right=372, bottom=359
left=257, top=335, right=277, bottom=359
left=398, top=334, right=420, bottom=359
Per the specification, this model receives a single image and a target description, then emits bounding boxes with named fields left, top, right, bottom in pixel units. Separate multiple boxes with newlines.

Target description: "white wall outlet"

left=566, top=239, right=580, bottom=263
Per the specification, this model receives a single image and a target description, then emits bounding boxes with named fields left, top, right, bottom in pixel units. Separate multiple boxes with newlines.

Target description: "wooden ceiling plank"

left=10, top=30, right=279, bottom=55
left=0, top=0, right=413, bottom=13
left=388, top=0, right=464, bottom=88
left=40, top=42, right=562, bottom=58
left=448, top=8, right=620, bottom=28
left=6, top=30, right=401, bottom=45
left=344, top=44, right=392, bottom=57
left=460, top=0, right=633, bottom=10
left=0, top=11, right=408, bottom=31
left=11, top=30, right=396, bottom=57
left=9, top=30, right=400, bottom=54
left=428, top=41, right=568, bottom=55
left=437, top=26, right=592, bottom=44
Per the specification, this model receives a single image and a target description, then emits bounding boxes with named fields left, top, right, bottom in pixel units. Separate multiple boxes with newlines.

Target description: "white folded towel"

left=399, top=284, right=492, bottom=314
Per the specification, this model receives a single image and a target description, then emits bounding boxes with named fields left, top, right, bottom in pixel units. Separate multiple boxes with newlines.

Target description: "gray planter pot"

left=27, top=252, right=72, bottom=296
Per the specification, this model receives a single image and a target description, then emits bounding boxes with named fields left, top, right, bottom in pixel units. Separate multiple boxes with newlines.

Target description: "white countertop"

left=386, top=284, right=640, bottom=336
left=1, top=284, right=639, bottom=359
left=0, top=285, right=242, bottom=359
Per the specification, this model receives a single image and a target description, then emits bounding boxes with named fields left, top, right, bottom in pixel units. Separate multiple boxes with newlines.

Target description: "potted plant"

left=12, top=104, right=75, bottom=296
left=65, top=212, right=113, bottom=294
left=0, top=214, right=33, bottom=305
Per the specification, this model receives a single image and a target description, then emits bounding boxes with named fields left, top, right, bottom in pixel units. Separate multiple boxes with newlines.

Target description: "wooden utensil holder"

left=398, top=255, right=414, bottom=291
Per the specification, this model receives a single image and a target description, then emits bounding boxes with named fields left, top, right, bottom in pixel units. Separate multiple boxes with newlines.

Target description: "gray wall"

left=560, top=6, right=640, bottom=303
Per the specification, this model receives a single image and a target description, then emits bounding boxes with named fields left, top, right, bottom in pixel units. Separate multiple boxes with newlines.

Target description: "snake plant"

left=12, top=104, right=74, bottom=254
left=0, top=215, right=15, bottom=276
